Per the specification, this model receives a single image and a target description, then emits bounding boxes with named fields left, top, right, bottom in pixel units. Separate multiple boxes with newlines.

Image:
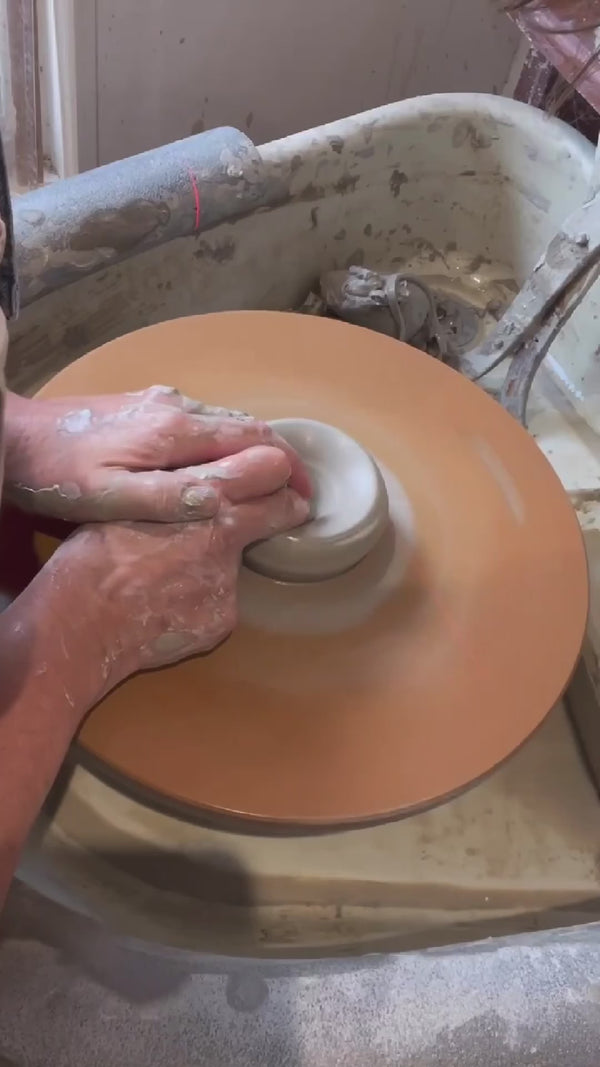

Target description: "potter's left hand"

left=4, top=386, right=312, bottom=522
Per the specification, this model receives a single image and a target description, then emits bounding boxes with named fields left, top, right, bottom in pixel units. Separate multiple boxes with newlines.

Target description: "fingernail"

left=153, top=632, right=196, bottom=658
left=182, top=485, right=216, bottom=509
left=295, top=496, right=312, bottom=522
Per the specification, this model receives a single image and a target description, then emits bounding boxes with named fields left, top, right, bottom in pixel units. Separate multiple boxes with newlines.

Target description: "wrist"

left=3, top=546, right=115, bottom=722
left=0, top=532, right=115, bottom=879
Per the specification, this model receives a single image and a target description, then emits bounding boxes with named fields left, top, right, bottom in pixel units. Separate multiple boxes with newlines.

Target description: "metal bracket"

left=469, top=189, right=600, bottom=424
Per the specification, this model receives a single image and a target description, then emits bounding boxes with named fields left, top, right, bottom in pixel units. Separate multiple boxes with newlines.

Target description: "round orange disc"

left=33, top=312, right=587, bottom=827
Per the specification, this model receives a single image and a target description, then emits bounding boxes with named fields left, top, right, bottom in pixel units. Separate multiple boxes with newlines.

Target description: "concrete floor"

left=1, top=877, right=600, bottom=1067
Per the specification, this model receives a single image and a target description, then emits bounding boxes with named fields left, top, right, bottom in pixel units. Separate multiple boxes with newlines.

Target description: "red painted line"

left=188, top=169, right=201, bottom=231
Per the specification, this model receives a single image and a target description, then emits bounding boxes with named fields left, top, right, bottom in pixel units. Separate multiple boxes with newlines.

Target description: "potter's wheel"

left=28, top=312, right=587, bottom=828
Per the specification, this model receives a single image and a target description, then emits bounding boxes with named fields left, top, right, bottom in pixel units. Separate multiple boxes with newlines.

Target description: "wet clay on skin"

left=33, top=312, right=587, bottom=828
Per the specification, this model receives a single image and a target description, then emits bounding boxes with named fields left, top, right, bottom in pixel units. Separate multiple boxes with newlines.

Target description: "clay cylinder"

left=244, top=418, right=390, bottom=582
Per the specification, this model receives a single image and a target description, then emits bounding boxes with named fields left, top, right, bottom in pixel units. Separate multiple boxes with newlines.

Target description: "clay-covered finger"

left=179, top=397, right=251, bottom=419
left=132, top=384, right=185, bottom=408
left=144, top=385, right=250, bottom=420
left=183, top=445, right=292, bottom=504
left=160, top=414, right=313, bottom=499
left=229, top=488, right=310, bottom=548
left=87, top=447, right=291, bottom=521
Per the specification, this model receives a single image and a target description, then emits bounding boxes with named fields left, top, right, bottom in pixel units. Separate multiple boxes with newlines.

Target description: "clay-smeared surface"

left=31, top=312, right=588, bottom=826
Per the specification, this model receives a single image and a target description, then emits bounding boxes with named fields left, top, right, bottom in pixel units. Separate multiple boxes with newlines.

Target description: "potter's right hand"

left=45, top=444, right=309, bottom=690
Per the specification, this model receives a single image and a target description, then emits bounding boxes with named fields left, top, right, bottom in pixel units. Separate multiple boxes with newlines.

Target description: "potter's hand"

left=0, top=445, right=307, bottom=904
left=4, top=387, right=312, bottom=522
left=48, top=444, right=309, bottom=683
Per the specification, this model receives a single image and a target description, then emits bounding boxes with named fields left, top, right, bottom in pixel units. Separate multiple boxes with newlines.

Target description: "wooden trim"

left=513, top=44, right=556, bottom=106
left=7, top=0, right=43, bottom=188
left=510, top=4, right=600, bottom=115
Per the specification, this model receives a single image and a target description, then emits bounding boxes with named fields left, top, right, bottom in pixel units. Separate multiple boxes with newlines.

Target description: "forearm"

left=0, top=556, right=105, bottom=902
left=4, top=391, right=36, bottom=477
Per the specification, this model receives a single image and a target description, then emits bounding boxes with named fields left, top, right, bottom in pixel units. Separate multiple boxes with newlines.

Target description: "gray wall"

left=79, top=0, right=520, bottom=168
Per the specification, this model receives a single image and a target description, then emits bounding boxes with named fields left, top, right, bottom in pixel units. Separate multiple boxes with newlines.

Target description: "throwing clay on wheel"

left=19, top=311, right=587, bottom=829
